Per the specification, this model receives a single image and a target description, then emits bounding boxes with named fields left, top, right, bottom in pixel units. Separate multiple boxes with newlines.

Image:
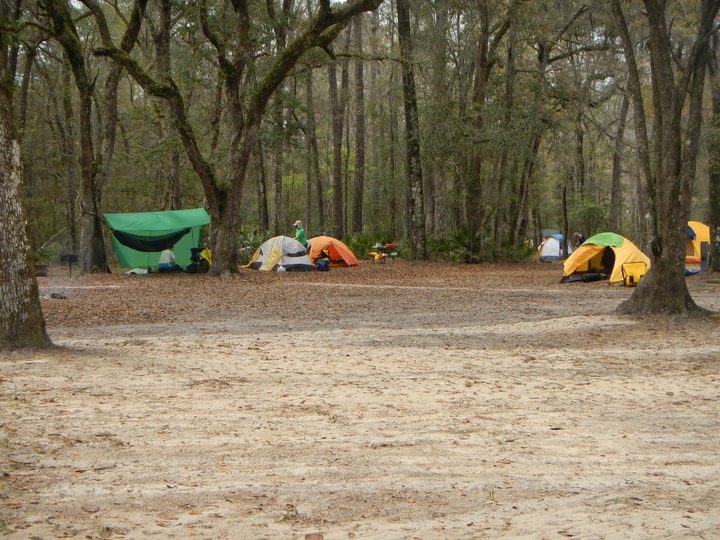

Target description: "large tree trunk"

left=367, top=7, right=384, bottom=234
left=47, top=0, right=152, bottom=272
left=0, top=52, right=51, bottom=349
left=396, top=0, right=426, bottom=259
left=618, top=0, right=718, bottom=315
left=211, top=123, right=259, bottom=274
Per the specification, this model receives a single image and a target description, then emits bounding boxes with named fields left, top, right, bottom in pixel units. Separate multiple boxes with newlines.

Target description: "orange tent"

left=308, top=236, right=359, bottom=267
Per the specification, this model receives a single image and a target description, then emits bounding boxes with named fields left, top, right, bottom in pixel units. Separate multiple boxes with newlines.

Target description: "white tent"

left=538, top=234, right=573, bottom=261
left=244, top=236, right=314, bottom=271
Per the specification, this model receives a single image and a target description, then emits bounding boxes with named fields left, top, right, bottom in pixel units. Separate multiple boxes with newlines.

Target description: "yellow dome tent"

left=561, top=232, right=650, bottom=284
left=686, top=221, right=710, bottom=264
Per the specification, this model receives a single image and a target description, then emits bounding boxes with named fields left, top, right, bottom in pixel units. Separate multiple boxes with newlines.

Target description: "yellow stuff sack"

left=622, top=262, right=647, bottom=287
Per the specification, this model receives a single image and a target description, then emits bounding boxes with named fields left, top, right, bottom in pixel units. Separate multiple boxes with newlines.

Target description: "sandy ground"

left=1, top=261, right=719, bottom=539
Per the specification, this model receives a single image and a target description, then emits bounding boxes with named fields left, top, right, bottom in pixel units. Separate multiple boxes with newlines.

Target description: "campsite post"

left=61, top=254, right=79, bottom=276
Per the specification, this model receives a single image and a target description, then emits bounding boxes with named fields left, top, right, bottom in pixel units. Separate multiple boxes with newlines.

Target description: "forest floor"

left=2, top=260, right=720, bottom=539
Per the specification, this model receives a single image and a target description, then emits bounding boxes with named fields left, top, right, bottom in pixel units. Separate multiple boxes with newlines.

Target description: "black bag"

left=315, top=260, right=330, bottom=272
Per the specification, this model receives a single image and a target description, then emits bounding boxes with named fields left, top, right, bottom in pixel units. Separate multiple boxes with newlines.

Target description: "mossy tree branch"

left=93, top=45, right=222, bottom=213
left=249, top=0, right=382, bottom=124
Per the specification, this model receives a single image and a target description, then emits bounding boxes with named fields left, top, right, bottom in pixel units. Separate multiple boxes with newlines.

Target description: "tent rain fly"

left=104, top=208, right=210, bottom=270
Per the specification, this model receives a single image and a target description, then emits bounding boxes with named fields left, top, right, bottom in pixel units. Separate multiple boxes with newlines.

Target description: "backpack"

left=622, top=262, right=647, bottom=287
left=315, top=260, right=330, bottom=272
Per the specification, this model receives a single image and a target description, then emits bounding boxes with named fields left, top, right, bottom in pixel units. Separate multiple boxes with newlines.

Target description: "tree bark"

left=396, top=0, right=426, bottom=259
left=0, top=17, right=52, bottom=348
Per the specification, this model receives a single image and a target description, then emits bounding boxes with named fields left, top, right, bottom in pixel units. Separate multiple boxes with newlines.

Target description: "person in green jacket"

left=293, top=220, right=309, bottom=250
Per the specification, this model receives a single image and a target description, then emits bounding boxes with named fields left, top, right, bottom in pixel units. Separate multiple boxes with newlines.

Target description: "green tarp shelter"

left=104, top=208, right=210, bottom=270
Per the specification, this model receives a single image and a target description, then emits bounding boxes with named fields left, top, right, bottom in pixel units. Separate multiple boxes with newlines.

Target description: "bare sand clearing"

left=2, top=261, right=719, bottom=539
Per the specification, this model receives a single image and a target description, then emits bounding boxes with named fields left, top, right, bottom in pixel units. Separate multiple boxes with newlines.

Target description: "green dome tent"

left=104, top=208, right=210, bottom=271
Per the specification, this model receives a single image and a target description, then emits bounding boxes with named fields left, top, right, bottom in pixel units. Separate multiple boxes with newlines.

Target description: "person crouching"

left=158, top=244, right=176, bottom=271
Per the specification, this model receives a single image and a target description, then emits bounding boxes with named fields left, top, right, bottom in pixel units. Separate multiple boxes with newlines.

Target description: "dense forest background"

left=12, top=0, right=718, bottom=267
